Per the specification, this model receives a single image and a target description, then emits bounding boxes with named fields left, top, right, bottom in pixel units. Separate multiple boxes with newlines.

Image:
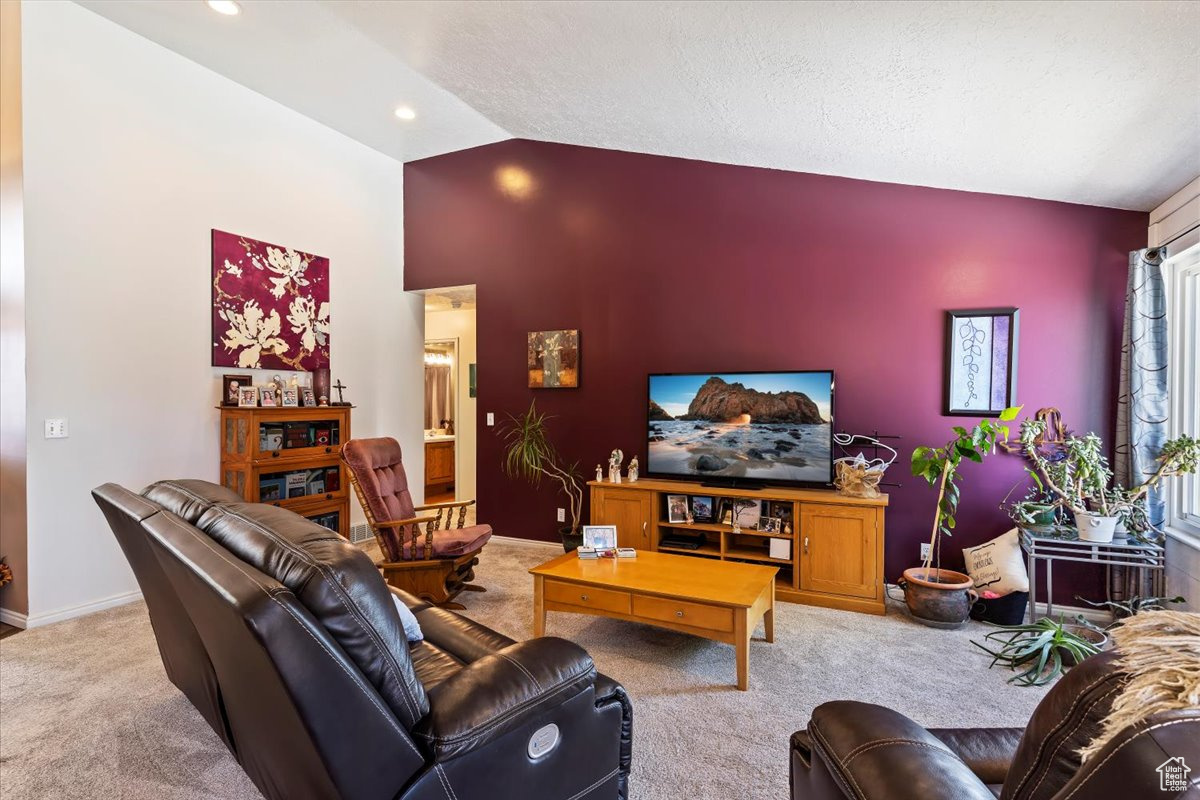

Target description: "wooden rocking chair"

left=342, top=437, right=490, bottom=609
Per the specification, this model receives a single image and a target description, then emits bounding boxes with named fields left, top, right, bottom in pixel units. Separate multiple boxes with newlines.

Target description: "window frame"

left=1163, top=241, right=1200, bottom=544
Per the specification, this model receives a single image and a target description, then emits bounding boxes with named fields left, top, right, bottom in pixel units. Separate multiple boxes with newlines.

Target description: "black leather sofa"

left=94, top=479, right=632, bottom=800
left=790, top=646, right=1198, bottom=799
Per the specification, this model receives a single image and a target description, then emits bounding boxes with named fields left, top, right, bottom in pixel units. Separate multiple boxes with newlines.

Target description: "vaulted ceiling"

left=81, top=0, right=1200, bottom=211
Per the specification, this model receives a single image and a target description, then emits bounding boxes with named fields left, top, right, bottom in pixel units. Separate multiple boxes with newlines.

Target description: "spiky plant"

left=973, top=617, right=1102, bottom=686
left=499, top=401, right=583, bottom=533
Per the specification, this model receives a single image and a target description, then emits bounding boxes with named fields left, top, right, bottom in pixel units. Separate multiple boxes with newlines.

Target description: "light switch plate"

left=486, top=412, right=495, bottom=427
left=557, top=508, right=565, bottom=523
left=45, top=418, right=69, bottom=439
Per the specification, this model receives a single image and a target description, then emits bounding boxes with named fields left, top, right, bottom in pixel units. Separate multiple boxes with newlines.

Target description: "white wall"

left=19, top=1, right=423, bottom=626
left=426, top=308, right=477, bottom=502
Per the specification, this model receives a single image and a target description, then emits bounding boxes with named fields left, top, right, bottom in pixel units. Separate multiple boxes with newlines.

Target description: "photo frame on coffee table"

left=582, top=525, right=617, bottom=551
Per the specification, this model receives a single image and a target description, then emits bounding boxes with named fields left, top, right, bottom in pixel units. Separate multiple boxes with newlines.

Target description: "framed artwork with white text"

left=944, top=308, right=1019, bottom=416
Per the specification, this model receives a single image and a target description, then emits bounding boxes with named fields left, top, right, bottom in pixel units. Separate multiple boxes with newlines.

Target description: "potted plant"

left=907, top=406, right=1020, bottom=628
left=1021, top=422, right=1199, bottom=543
left=972, top=616, right=1105, bottom=686
left=499, top=401, right=585, bottom=551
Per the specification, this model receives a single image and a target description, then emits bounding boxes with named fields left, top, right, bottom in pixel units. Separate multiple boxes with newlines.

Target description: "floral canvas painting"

left=211, top=230, right=330, bottom=370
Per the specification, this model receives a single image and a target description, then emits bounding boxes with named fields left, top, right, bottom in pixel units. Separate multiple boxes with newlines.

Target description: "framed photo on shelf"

left=581, top=525, right=617, bottom=551
left=944, top=307, right=1019, bottom=416
left=237, top=386, right=259, bottom=408
left=259, top=387, right=278, bottom=407
left=757, top=516, right=782, bottom=534
left=717, top=498, right=732, bottom=525
left=690, top=495, right=714, bottom=523
left=222, top=374, right=251, bottom=407
left=300, top=387, right=317, bottom=407
left=732, top=498, right=762, bottom=529
left=666, top=494, right=690, bottom=524
left=280, top=388, right=300, bottom=408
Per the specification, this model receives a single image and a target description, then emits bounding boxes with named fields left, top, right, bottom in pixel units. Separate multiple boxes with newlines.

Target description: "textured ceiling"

left=330, top=0, right=1200, bottom=211
left=421, top=285, right=477, bottom=312
left=76, top=0, right=508, bottom=162
left=78, top=1, right=1198, bottom=211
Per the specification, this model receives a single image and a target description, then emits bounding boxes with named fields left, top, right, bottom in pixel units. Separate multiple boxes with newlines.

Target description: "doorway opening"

left=421, top=286, right=477, bottom=513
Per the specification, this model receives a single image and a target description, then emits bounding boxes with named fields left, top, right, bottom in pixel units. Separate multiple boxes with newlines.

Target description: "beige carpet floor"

left=0, top=539, right=1050, bottom=799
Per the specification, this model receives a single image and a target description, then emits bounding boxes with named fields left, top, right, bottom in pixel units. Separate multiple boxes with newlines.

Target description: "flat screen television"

left=646, top=370, right=835, bottom=488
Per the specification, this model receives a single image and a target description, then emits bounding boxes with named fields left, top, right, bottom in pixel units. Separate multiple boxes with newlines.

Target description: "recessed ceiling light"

left=206, top=1, right=241, bottom=16
left=394, top=106, right=417, bottom=121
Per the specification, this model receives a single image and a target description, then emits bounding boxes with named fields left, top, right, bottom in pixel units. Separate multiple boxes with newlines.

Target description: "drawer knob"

left=271, top=451, right=280, bottom=458
left=326, top=493, right=333, bottom=500
left=325, top=447, right=332, bottom=453
left=580, top=594, right=589, bottom=602
left=675, top=610, right=684, bottom=618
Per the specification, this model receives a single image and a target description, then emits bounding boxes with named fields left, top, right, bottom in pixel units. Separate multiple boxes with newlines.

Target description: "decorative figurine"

left=608, top=449, right=624, bottom=483
left=332, top=379, right=349, bottom=406
left=783, top=521, right=792, bottom=536
left=595, top=464, right=604, bottom=483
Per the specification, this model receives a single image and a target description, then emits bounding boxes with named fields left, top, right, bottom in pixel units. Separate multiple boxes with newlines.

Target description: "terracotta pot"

left=901, top=567, right=978, bottom=629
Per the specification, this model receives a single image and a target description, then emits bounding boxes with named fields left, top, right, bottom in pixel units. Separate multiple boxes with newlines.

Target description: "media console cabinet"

left=588, top=478, right=888, bottom=615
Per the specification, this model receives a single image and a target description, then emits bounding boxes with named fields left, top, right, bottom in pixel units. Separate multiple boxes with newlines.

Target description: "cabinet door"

left=593, top=488, right=653, bottom=550
left=799, top=505, right=878, bottom=598
left=425, top=442, right=455, bottom=484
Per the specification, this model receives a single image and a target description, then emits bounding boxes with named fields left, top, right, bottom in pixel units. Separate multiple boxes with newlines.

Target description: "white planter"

left=1074, top=511, right=1119, bottom=543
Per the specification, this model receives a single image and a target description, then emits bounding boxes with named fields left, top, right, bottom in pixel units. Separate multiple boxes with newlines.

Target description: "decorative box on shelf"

left=218, top=405, right=353, bottom=537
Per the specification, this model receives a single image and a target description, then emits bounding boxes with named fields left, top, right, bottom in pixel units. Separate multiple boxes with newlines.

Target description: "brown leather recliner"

left=790, top=647, right=1198, bottom=799
left=93, top=480, right=632, bottom=800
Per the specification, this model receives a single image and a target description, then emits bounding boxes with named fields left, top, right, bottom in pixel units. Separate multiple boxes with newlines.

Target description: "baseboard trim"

left=491, top=534, right=561, bottom=551
left=0, top=607, right=28, bottom=629
left=20, top=590, right=143, bottom=629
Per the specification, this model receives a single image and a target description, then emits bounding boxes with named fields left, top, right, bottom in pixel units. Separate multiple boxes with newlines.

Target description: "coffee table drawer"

left=545, top=581, right=631, bottom=614
left=633, top=595, right=733, bottom=632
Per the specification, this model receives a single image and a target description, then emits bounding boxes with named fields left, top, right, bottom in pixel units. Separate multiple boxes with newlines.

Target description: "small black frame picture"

left=944, top=308, right=1019, bottom=416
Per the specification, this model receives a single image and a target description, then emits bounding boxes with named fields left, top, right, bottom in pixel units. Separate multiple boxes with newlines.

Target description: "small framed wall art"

left=944, top=308, right=1019, bottom=416
left=237, top=386, right=259, bottom=408
left=300, top=387, right=317, bottom=407
left=581, top=525, right=617, bottom=551
left=528, top=330, right=579, bottom=388
left=280, top=388, right=299, bottom=408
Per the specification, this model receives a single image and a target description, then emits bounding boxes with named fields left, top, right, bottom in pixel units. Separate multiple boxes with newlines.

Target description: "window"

left=1165, top=242, right=1200, bottom=539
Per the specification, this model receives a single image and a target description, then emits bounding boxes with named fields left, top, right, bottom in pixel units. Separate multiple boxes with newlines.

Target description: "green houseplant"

left=1020, top=421, right=1200, bottom=543
left=499, top=401, right=585, bottom=551
left=906, top=406, right=1020, bottom=627
left=972, top=616, right=1105, bottom=686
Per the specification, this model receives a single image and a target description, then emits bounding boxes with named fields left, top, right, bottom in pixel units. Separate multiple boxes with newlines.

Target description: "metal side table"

left=1017, top=526, right=1165, bottom=623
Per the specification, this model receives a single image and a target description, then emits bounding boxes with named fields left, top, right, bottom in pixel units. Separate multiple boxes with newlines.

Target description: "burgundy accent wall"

left=404, top=139, right=1147, bottom=605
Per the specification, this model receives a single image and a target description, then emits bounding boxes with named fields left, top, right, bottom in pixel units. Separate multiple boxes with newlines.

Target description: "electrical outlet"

left=45, top=418, right=69, bottom=439
left=556, top=508, right=565, bottom=523
left=920, top=543, right=932, bottom=562
left=486, top=412, right=495, bottom=427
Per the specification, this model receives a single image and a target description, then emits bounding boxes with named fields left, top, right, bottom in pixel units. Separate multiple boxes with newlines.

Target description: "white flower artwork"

left=211, top=230, right=330, bottom=371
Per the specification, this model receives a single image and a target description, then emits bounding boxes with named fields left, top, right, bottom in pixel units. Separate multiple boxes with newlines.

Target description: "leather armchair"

left=790, top=648, right=1199, bottom=800
left=93, top=480, right=632, bottom=800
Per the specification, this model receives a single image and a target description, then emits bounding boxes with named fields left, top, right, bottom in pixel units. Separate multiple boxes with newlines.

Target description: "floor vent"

left=349, top=523, right=373, bottom=544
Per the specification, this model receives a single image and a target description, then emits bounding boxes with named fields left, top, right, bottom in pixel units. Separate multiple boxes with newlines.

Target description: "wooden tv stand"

left=588, top=478, right=888, bottom=615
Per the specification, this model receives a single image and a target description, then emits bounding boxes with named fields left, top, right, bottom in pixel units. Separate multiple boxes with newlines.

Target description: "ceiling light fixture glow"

left=206, top=0, right=241, bottom=15
left=394, top=106, right=417, bottom=121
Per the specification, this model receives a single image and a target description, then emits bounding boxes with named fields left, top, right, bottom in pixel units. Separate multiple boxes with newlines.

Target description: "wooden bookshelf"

left=218, top=405, right=352, bottom=538
left=589, top=477, right=888, bottom=615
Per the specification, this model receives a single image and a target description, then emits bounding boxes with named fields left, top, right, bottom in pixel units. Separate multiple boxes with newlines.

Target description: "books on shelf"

left=286, top=472, right=308, bottom=498
left=260, top=425, right=284, bottom=451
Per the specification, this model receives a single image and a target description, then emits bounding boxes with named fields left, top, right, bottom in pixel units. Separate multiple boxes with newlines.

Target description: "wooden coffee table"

left=530, top=550, right=777, bottom=690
